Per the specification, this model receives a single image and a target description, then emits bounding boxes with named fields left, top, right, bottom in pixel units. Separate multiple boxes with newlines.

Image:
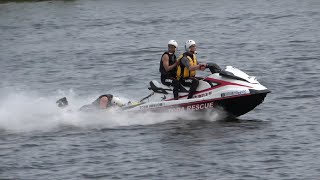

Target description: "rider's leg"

left=180, top=77, right=199, bottom=99
left=161, top=76, right=180, bottom=100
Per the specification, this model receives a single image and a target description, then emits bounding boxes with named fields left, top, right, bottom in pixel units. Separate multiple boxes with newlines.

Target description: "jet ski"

left=56, top=64, right=269, bottom=117
left=125, top=63, right=270, bottom=117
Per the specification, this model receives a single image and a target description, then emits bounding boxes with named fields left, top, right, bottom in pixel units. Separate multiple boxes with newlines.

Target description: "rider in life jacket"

left=159, top=40, right=180, bottom=100
left=56, top=94, right=124, bottom=111
left=176, top=40, right=207, bottom=99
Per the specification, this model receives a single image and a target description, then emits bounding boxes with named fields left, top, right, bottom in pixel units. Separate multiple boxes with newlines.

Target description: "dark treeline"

left=0, top=0, right=75, bottom=4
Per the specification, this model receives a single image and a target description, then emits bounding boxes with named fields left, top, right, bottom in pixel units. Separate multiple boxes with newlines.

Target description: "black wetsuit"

left=159, top=52, right=179, bottom=99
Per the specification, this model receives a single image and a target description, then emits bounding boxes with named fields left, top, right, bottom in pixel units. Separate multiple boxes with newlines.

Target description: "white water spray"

left=0, top=89, right=226, bottom=133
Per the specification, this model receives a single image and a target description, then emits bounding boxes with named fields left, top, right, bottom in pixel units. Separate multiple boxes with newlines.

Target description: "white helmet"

left=111, top=96, right=124, bottom=107
left=185, top=40, right=196, bottom=51
left=168, top=40, right=178, bottom=48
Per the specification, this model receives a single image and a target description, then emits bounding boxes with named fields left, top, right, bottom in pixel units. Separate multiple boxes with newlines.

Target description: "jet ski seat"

left=148, top=80, right=189, bottom=94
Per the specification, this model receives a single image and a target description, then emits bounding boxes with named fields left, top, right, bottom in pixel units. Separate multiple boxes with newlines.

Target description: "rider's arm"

left=181, top=57, right=202, bottom=71
left=162, top=54, right=177, bottom=72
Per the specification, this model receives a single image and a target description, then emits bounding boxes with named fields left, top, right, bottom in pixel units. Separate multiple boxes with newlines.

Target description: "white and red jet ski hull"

left=126, top=66, right=270, bottom=117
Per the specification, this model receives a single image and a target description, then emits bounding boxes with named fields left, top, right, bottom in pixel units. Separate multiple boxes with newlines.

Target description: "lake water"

left=0, top=0, right=320, bottom=179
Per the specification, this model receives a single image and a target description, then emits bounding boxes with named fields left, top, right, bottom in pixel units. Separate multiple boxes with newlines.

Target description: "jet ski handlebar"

left=206, top=63, right=222, bottom=74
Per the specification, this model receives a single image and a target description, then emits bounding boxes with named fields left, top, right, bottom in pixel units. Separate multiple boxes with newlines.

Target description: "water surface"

left=0, top=0, right=320, bottom=179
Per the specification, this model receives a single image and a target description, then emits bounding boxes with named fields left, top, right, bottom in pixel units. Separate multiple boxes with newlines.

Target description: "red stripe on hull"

left=166, top=78, right=252, bottom=101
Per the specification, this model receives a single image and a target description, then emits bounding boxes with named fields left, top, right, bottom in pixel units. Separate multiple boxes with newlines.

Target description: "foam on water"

left=0, top=89, right=226, bottom=133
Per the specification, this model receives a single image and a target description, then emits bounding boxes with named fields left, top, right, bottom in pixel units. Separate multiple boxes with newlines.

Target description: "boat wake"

left=0, top=89, right=227, bottom=133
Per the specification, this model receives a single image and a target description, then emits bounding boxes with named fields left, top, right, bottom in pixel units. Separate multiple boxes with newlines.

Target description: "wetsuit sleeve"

left=181, top=57, right=190, bottom=68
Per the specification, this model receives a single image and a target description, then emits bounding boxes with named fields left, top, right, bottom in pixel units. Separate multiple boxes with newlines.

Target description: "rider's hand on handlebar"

left=199, top=63, right=207, bottom=71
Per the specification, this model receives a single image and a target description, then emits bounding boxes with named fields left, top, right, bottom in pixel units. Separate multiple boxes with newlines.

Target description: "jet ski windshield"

left=219, top=66, right=259, bottom=84
left=219, top=70, right=250, bottom=82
